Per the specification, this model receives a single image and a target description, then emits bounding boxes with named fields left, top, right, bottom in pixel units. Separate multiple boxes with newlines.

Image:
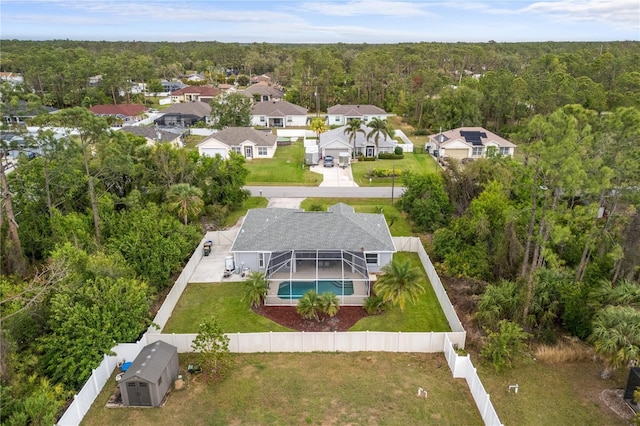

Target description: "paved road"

left=245, top=186, right=405, bottom=199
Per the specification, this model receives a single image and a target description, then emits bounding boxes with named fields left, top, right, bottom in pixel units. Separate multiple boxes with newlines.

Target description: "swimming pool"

left=277, top=280, right=354, bottom=299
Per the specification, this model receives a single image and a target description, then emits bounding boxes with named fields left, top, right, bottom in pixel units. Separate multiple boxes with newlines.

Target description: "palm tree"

left=366, top=117, right=395, bottom=155
left=297, top=290, right=321, bottom=321
left=166, top=183, right=204, bottom=225
left=243, top=271, right=268, bottom=308
left=589, top=305, right=640, bottom=373
left=309, top=117, right=327, bottom=139
left=319, top=292, right=340, bottom=318
left=374, top=258, right=425, bottom=312
left=343, top=118, right=365, bottom=159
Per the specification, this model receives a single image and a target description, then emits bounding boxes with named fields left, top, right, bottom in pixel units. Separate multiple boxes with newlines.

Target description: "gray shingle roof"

left=161, top=101, right=211, bottom=117
left=201, top=127, right=277, bottom=147
left=120, top=341, right=177, bottom=384
left=251, top=100, right=307, bottom=117
left=429, top=127, right=516, bottom=148
left=231, top=203, right=396, bottom=253
left=319, top=125, right=396, bottom=148
left=327, top=104, right=387, bottom=116
left=241, top=85, right=284, bottom=98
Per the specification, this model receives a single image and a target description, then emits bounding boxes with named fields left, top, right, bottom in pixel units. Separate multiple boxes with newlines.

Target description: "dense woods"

left=1, top=40, right=639, bottom=422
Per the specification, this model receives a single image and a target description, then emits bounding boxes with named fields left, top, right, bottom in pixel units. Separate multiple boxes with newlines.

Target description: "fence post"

left=92, top=369, right=99, bottom=394
left=74, top=394, right=81, bottom=418
left=269, top=331, right=272, bottom=352
left=397, top=331, right=401, bottom=352
left=103, top=354, right=110, bottom=376
left=483, top=394, right=491, bottom=420
left=365, top=330, right=369, bottom=351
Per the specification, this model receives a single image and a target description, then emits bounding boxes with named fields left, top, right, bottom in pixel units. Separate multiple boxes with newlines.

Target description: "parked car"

left=323, top=155, right=334, bottom=167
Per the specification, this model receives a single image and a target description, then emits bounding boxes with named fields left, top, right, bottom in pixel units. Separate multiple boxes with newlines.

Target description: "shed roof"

left=120, top=341, right=177, bottom=384
left=231, top=203, right=396, bottom=253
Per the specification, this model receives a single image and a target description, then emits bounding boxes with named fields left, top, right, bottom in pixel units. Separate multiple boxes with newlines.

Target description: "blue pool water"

left=277, top=280, right=354, bottom=299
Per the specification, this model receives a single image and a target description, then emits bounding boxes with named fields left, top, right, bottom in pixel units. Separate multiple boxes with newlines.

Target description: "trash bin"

left=203, top=241, right=213, bottom=256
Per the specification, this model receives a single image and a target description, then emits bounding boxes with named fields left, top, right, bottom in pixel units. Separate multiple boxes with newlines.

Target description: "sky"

left=1, top=0, right=639, bottom=43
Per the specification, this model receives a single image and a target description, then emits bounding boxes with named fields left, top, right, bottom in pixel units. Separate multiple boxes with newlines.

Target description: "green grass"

left=223, top=196, right=268, bottom=227
left=351, top=152, right=439, bottom=186
left=245, top=142, right=322, bottom=186
left=163, top=283, right=292, bottom=333
left=299, top=197, right=413, bottom=236
left=477, top=357, right=628, bottom=425
left=350, top=252, right=451, bottom=332
left=165, top=253, right=449, bottom=333
left=82, top=352, right=482, bottom=426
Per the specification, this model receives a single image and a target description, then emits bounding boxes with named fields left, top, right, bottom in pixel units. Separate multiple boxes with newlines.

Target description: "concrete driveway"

left=311, top=163, right=358, bottom=187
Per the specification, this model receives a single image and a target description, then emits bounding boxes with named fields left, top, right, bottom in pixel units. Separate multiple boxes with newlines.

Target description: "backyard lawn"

left=244, top=142, right=322, bottom=186
left=299, top=197, right=413, bottom=236
left=162, top=282, right=292, bottom=333
left=82, top=352, right=482, bottom=425
left=351, top=152, right=439, bottom=186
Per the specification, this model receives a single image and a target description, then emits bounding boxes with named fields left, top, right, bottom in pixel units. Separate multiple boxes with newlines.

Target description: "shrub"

left=414, top=128, right=428, bottom=136
left=357, top=155, right=376, bottom=162
left=377, top=153, right=404, bottom=160
left=481, top=320, right=530, bottom=372
left=394, top=146, right=404, bottom=155
left=370, top=168, right=403, bottom=178
left=363, top=295, right=387, bottom=315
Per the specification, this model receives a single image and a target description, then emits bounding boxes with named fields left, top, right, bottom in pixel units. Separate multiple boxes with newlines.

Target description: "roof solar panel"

left=460, top=131, right=486, bottom=146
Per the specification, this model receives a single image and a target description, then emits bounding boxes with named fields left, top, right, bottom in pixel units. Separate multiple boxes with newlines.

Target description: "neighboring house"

left=197, top=127, right=277, bottom=160
left=119, top=126, right=183, bottom=147
left=429, top=127, right=517, bottom=160
left=89, top=104, right=147, bottom=125
left=184, top=73, right=206, bottom=83
left=0, top=72, right=24, bottom=87
left=2, top=100, right=57, bottom=124
left=160, top=79, right=187, bottom=93
left=326, top=104, right=390, bottom=127
left=230, top=203, right=396, bottom=306
left=88, top=75, right=103, bottom=87
left=170, top=86, right=219, bottom=103
left=251, top=100, right=308, bottom=128
left=318, top=124, right=397, bottom=159
left=250, top=74, right=272, bottom=85
left=153, top=101, right=211, bottom=127
left=241, top=84, right=284, bottom=103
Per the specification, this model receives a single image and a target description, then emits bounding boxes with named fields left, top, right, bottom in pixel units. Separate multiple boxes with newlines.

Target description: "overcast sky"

left=2, top=0, right=638, bottom=43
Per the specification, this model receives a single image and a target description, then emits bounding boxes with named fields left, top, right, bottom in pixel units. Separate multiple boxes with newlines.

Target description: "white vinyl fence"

left=444, top=335, right=503, bottom=426
left=58, top=235, right=502, bottom=425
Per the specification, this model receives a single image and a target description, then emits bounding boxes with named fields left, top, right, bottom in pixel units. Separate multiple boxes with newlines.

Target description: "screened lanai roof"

left=230, top=203, right=395, bottom=253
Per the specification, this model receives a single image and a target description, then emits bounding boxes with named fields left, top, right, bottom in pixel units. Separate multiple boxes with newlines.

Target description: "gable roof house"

left=230, top=203, right=396, bottom=306
left=3, top=100, right=58, bottom=125
left=327, top=104, right=391, bottom=127
left=429, top=127, right=517, bottom=161
left=170, top=86, right=220, bottom=103
left=119, top=126, right=183, bottom=147
left=197, top=127, right=277, bottom=160
left=318, top=124, right=397, bottom=159
left=250, top=74, right=272, bottom=85
left=88, top=104, right=147, bottom=125
left=251, top=100, right=308, bottom=128
left=241, top=84, right=284, bottom=103
left=153, top=101, right=211, bottom=127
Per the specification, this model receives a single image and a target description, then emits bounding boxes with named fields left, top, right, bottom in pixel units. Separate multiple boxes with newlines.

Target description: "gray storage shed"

left=119, top=341, right=179, bottom=407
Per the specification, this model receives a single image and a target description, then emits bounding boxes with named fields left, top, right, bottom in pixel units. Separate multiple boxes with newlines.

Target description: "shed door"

left=127, top=381, right=152, bottom=406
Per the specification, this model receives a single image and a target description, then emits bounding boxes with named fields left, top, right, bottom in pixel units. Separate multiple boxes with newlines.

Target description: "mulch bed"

left=253, top=305, right=369, bottom=332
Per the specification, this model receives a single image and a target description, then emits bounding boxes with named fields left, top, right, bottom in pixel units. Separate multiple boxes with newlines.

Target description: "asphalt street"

left=245, top=186, right=405, bottom=199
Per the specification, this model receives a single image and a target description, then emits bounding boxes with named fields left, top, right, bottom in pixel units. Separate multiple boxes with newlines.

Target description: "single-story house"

left=170, top=86, right=220, bottom=104
left=428, top=127, right=517, bottom=160
left=318, top=124, right=397, bottom=159
left=3, top=100, right=58, bottom=125
left=89, top=104, right=147, bottom=125
left=230, top=203, right=396, bottom=306
left=197, top=127, right=277, bottom=160
left=119, top=126, right=183, bottom=147
left=161, top=79, right=188, bottom=93
left=326, top=104, right=391, bottom=127
left=119, top=341, right=179, bottom=407
left=153, top=101, right=211, bottom=127
left=251, top=101, right=308, bottom=128
left=250, top=74, right=272, bottom=85
left=241, top=84, right=284, bottom=103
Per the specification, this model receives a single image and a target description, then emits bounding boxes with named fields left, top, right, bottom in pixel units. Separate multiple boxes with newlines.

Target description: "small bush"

left=481, top=320, right=530, bottom=372
left=394, top=146, right=403, bottom=155
left=414, top=128, right=428, bottom=136
left=357, top=155, right=376, bottom=162
left=370, top=168, right=403, bottom=178
left=377, top=153, right=404, bottom=160
left=363, top=295, right=387, bottom=315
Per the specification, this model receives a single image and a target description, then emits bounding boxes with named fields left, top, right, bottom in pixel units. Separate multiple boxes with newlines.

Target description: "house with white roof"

left=197, top=127, right=277, bottom=160
left=327, top=104, right=391, bottom=127
left=251, top=101, right=308, bottom=128
left=428, top=127, right=517, bottom=161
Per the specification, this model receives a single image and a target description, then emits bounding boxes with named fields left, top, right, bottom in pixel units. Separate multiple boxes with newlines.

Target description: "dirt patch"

left=253, top=305, right=369, bottom=332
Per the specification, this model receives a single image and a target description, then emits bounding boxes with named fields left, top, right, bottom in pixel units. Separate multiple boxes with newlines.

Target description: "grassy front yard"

left=245, top=142, right=322, bottom=186
left=299, top=197, right=413, bottom=236
left=351, top=152, right=439, bottom=186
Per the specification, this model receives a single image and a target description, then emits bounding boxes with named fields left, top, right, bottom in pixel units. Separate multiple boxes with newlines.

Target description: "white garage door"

left=444, top=149, right=468, bottom=160
left=200, top=148, right=227, bottom=158
left=324, top=148, right=348, bottom=158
